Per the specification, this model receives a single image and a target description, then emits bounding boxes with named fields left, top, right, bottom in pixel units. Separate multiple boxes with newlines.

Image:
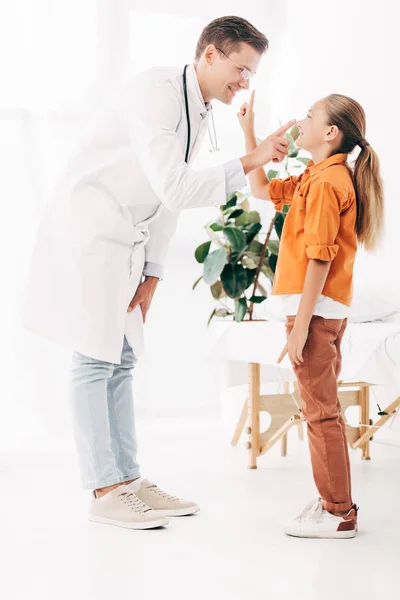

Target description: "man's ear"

left=324, top=124, right=340, bottom=143
left=204, top=44, right=217, bottom=65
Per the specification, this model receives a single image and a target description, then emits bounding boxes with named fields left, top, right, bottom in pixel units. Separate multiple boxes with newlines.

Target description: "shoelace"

left=295, top=498, right=319, bottom=519
left=146, top=483, right=180, bottom=502
left=117, top=490, right=152, bottom=514
left=299, top=500, right=355, bottom=523
left=297, top=499, right=324, bottom=523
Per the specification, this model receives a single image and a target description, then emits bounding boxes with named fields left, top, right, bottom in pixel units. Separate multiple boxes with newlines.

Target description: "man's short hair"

left=195, top=16, right=268, bottom=61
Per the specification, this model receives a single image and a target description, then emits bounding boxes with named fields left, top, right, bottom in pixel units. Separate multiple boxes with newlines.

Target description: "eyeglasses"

left=215, top=47, right=255, bottom=81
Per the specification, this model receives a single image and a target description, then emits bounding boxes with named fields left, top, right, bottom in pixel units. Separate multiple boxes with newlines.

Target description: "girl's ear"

left=325, top=124, right=340, bottom=143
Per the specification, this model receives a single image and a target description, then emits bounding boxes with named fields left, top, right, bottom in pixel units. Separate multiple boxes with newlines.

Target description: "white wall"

left=265, top=0, right=398, bottom=300
left=134, top=0, right=400, bottom=417
left=132, top=2, right=287, bottom=418
left=2, top=1, right=286, bottom=445
left=2, top=1, right=399, bottom=445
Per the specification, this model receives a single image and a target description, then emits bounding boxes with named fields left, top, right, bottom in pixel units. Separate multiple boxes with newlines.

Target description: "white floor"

left=2, top=413, right=400, bottom=600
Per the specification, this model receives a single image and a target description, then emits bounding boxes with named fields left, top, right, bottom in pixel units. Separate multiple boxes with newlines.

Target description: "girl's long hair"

left=324, top=94, right=384, bottom=251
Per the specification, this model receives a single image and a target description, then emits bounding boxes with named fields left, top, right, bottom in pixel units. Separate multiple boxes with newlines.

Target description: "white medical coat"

left=24, top=64, right=245, bottom=363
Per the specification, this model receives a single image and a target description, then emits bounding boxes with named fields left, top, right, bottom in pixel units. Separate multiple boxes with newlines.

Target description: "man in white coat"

left=25, top=16, right=293, bottom=529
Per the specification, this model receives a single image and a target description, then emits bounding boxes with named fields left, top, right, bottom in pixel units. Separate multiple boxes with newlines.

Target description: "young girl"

left=238, top=91, right=384, bottom=539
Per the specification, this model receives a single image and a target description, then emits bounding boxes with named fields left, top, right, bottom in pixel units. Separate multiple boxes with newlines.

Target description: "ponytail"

left=353, top=142, right=384, bottom=251
left=323, top=94, right=384, bottom=252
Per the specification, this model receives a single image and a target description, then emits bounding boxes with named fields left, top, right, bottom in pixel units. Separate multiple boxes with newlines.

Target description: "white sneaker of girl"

left=284, top=498, right=358, bottom=539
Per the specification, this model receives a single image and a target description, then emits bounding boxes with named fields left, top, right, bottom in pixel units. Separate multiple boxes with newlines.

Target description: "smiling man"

left=25, top=16, right=293, bottom=530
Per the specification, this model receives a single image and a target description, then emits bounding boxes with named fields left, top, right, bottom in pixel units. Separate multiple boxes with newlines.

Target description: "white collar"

left=186, top=63, right=212, bottom=120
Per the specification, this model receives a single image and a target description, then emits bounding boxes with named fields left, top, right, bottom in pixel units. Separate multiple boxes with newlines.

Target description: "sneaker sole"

left=154, top=505, right=200, bottom=517
left=89, top=515, right=169, bottom=529
left=285, top=529, right=356, bottom=539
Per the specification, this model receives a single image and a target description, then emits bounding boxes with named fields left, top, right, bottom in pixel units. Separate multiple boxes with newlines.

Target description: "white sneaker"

left=89, top=485, right=169, bottom=529
left=127, top=478, right=200, bottom=517
left=284, top=498, right=358, bottom=539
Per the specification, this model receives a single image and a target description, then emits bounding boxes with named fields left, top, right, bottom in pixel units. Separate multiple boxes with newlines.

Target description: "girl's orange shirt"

left=269, top=153, right=357, bottom=306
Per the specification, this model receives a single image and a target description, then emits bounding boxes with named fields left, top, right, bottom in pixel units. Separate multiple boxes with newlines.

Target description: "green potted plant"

left=193, top=124, right=310, bottom=325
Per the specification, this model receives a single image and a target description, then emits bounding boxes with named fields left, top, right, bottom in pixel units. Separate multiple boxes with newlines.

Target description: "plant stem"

left=248, top=214, right=276, bottom=320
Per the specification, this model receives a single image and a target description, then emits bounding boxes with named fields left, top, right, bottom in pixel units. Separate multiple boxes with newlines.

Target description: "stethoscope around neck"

left=183, top=64, right=219, bottom=163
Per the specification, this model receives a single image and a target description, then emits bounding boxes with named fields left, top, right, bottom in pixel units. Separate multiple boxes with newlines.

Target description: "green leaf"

left=261, top=265, right=275, bottom=282
left=203, top=248, right=227, bottom=285
left=268, top=240, right=279, bottom=255
left=297, top=157, right=311, bottom=166
left=245, top=268, right=257, bottom=290
left=215, top=308, right=229, bottom=318
left=235, top=210, right=261, bottom=228
left=240, top=198, right=250, bottom=212
left=248, top=211, right=261, bottom=223
left=209, top=221, right=223, bottom=232
left=205, top=226, right=224, bottom=247
left=235, top=212, right=251, bottom=226
left=229, top=251, right=240, bottom=263
left=274, top=213, right=285, bottom=239
left=210, top=280, right=223, bottom=299
left=269, top=253, right=278, bottom=273
left=221, top=195, right=237, bottom=211
left=223, top=227, right=247, bottom=252
left=289, top=148, right=299, bottom=158
left=248, top=240, right=264, bottom=255
left=246, top=251, right=266, bottom=264
left=246, top=222, right=262, bottom=244
left=249, top=295, right=267, bottom=304
left=267, top=169, right=279, bottom=180
left=192, top=275, right=203, bottom=290
left=285, top=132, right=294, bottom=143
left=194, top=241, right=211, bottom=264
left=226, top=192, right=238, bottom=203
left=256, top=281, right=267, bottom=295
left=290, top=123, right=300, bottom=141
left=207, top=308, right=217, bottom=327
left=282, top=204, right=290, bottom=214
left=221, top=264, right=248, bottom=299
left=234, top=298, right=248, bottom=322
left=242, top=257, right=258, bottom=270
left=228, top=209, right=244, bottom=220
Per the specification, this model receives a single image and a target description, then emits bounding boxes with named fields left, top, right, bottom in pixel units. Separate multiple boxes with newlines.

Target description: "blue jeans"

left=69, top=337, right=141, bottom=490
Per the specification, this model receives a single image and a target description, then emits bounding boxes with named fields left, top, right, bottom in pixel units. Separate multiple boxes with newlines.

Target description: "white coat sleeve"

left=224, top=158, right=247, bottom=195
left=128, top=78, right=228, bottom=212
left=143, top=261, right=164, bottom=280
left=143, top=205, right=180, bottom=279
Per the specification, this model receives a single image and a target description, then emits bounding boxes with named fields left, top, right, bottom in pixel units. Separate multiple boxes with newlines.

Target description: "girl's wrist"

left=293, top=316, right=311, bottom=332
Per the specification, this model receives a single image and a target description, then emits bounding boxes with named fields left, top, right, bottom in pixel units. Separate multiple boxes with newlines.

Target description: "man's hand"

left=277, top=324, right=308, bottom=367
left=242, top=119, right=296, bottom=175
left=127, top=276, right=159, bottom=323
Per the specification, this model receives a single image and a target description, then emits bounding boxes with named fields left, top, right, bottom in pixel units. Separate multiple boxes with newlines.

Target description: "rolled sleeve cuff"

left=268, top=179, right=285, bottom=211
left=143, top=261, right=164, bottom=280
left=224, top=158, right=246, bottom=195
left=306, top=244, right=339, bottom=261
